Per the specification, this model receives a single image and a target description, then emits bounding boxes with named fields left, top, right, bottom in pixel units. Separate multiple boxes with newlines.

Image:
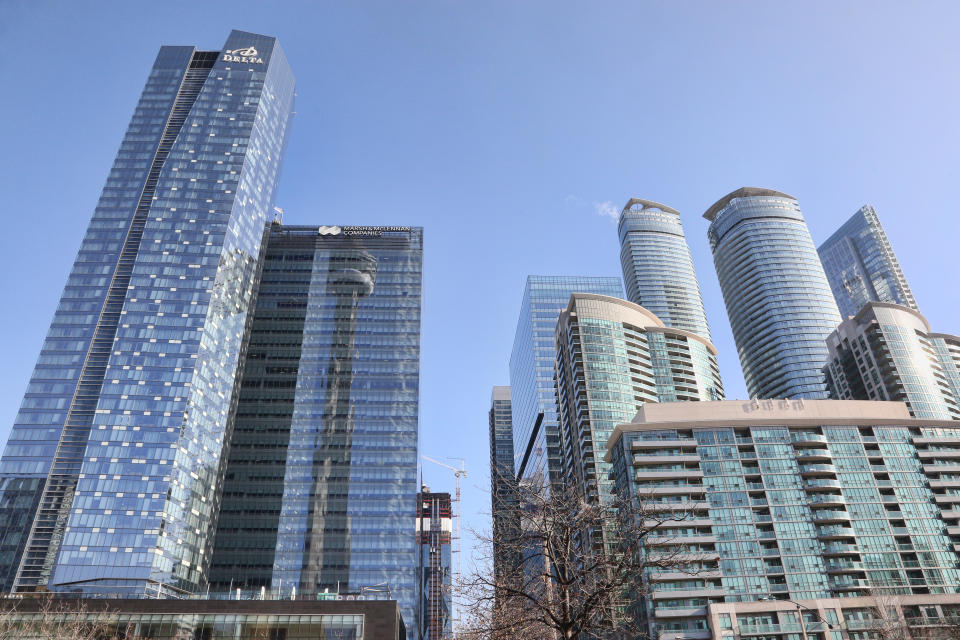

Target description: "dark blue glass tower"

left=208, top=225, right=423, bottom=626
left=0, top=31, right=295, bottom=596
left=488, top=386, right=518, bottom=585
left=818, top=205, right=918, bottom=319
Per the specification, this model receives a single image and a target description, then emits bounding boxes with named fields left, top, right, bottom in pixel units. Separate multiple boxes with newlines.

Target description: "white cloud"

left=565, top=195, right=620, bottom=223
left=593, top=200, right=619, bottom=223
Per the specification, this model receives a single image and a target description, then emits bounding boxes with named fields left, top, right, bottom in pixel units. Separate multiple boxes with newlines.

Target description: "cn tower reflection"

left=302, top=246, right=377, bottom=593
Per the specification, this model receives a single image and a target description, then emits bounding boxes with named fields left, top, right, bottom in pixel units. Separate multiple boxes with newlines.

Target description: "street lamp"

left=758, top=595, right=834, bottom=640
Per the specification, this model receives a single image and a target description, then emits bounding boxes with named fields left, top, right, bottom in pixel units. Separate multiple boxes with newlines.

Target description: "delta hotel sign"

left=222, top=46, right=265, bottom=64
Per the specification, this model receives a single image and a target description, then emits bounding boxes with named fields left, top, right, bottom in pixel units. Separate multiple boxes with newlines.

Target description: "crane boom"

left=422, top=454, right=466, bottom=477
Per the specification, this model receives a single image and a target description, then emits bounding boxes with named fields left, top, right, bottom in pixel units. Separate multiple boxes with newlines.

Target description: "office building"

left=208, top=225, right=423, bottom=626
left=416, top=488, right=452, bottom=640
left=508, top=276, right=623, bottom=484
left=618, top=198, right=713, bottom=340
left=606, top=399, right=960, bottom=640
left=554, top=294, right=723, bottom=509
left=488, top=386, right=518, bottom=583
left=818, top=205, right=918, bottom=319
left=0, top=31, right=295, bottom=596
left=489, top=387, right=514, bottom=496
left=704, top=188, right=841, bottom=400
left=824, top=302, right=960, bottom=420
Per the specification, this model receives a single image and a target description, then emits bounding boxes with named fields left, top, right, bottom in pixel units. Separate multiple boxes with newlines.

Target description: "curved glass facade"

left=618, top=199, right=712, bottom=340
left=825, top=302, right=960, bottom=420
left=705, top=188, right=841, bottom=399
left=554, top=294, right=723, bottom=507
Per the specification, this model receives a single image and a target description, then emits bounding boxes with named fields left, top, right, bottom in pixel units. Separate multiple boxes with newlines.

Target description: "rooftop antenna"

left=272, top=206, right=284, bottom=224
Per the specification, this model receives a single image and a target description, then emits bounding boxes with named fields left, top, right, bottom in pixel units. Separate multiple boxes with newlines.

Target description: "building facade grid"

left=508, top=276, right=623, bottom=484
left=618, top=198, right=713, bottom=340
left=0, top=30, right=295, bottom=597
left=554, top=294, right=723, bottom=514
left=208, top=225, right=423, bottom=627
left=825, top=302, right=960, bottom=421
left=607, top=401, right=960, bottom=640
left=705, top=188, right=841, bottom=400
left=818, top=205, right=918, bottom=319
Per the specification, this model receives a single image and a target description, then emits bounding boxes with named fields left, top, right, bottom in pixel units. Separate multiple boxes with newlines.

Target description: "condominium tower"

left=618, top=198, right=712, bottom=340
left=0, top=31, right=295, bottom=596
left=606, top=400, right=960, bottom=640
left=824, top=302, right=960, bottom=420
left=554, top=294, right=723, bottom=509
left=508, top=276, right=623, bottom=483
left=208, top=225, right=423, bottom=624
left=818, top=205, right=918, bottom=319
left=704, top=188, right=841, bottom=399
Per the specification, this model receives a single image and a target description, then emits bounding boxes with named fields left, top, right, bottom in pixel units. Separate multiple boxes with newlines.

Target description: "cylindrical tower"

left=618, top=198, right=712, bottom=341
left=704, top=188, right=841, bottom=399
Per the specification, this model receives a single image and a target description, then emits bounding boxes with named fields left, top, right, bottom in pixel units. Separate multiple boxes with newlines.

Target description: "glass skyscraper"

left=208, top=225, right=422, bottom=625
left=0, top=31, right=295, bottom=596
left=508, top=276, right=623, bottom=484
left=818, top=205, right=918, bottom=319
left=704, top=188, right=841, bottom=400
left=489, top=387, right=514, bottom=494
left=618, top=198, right=713, bottom=340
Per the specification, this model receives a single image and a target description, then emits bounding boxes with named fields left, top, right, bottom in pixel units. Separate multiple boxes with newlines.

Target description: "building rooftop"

left=563, top=294, right=718, bottom=354
left=702, top=187, right=797, bottom=221
left=621, top=198, right=681, bottom=216
left=604, top=399, right=939, bottom=459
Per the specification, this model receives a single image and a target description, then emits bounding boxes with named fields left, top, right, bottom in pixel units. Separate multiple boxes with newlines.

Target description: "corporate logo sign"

left=223, top=46, right=264, bottom=64
left=317, top=226, right=411, bottom=237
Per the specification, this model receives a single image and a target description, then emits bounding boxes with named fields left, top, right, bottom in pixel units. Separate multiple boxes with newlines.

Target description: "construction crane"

left=422, top=455, right=466, bottom=636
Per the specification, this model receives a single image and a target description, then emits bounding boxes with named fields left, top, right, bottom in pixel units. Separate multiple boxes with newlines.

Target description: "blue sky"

left=1, top=1, right=959, bottom=568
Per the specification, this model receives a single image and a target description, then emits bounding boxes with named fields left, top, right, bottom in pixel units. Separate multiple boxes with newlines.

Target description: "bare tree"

left=860, top=592, right=960, bottom=640
left=461, top=476, right=709, bottom=640
left=903, top=617, right=960, bottom=640
left=859, top=591, right=911, bottom=640
left=0, top=594, right=118, bottom=640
